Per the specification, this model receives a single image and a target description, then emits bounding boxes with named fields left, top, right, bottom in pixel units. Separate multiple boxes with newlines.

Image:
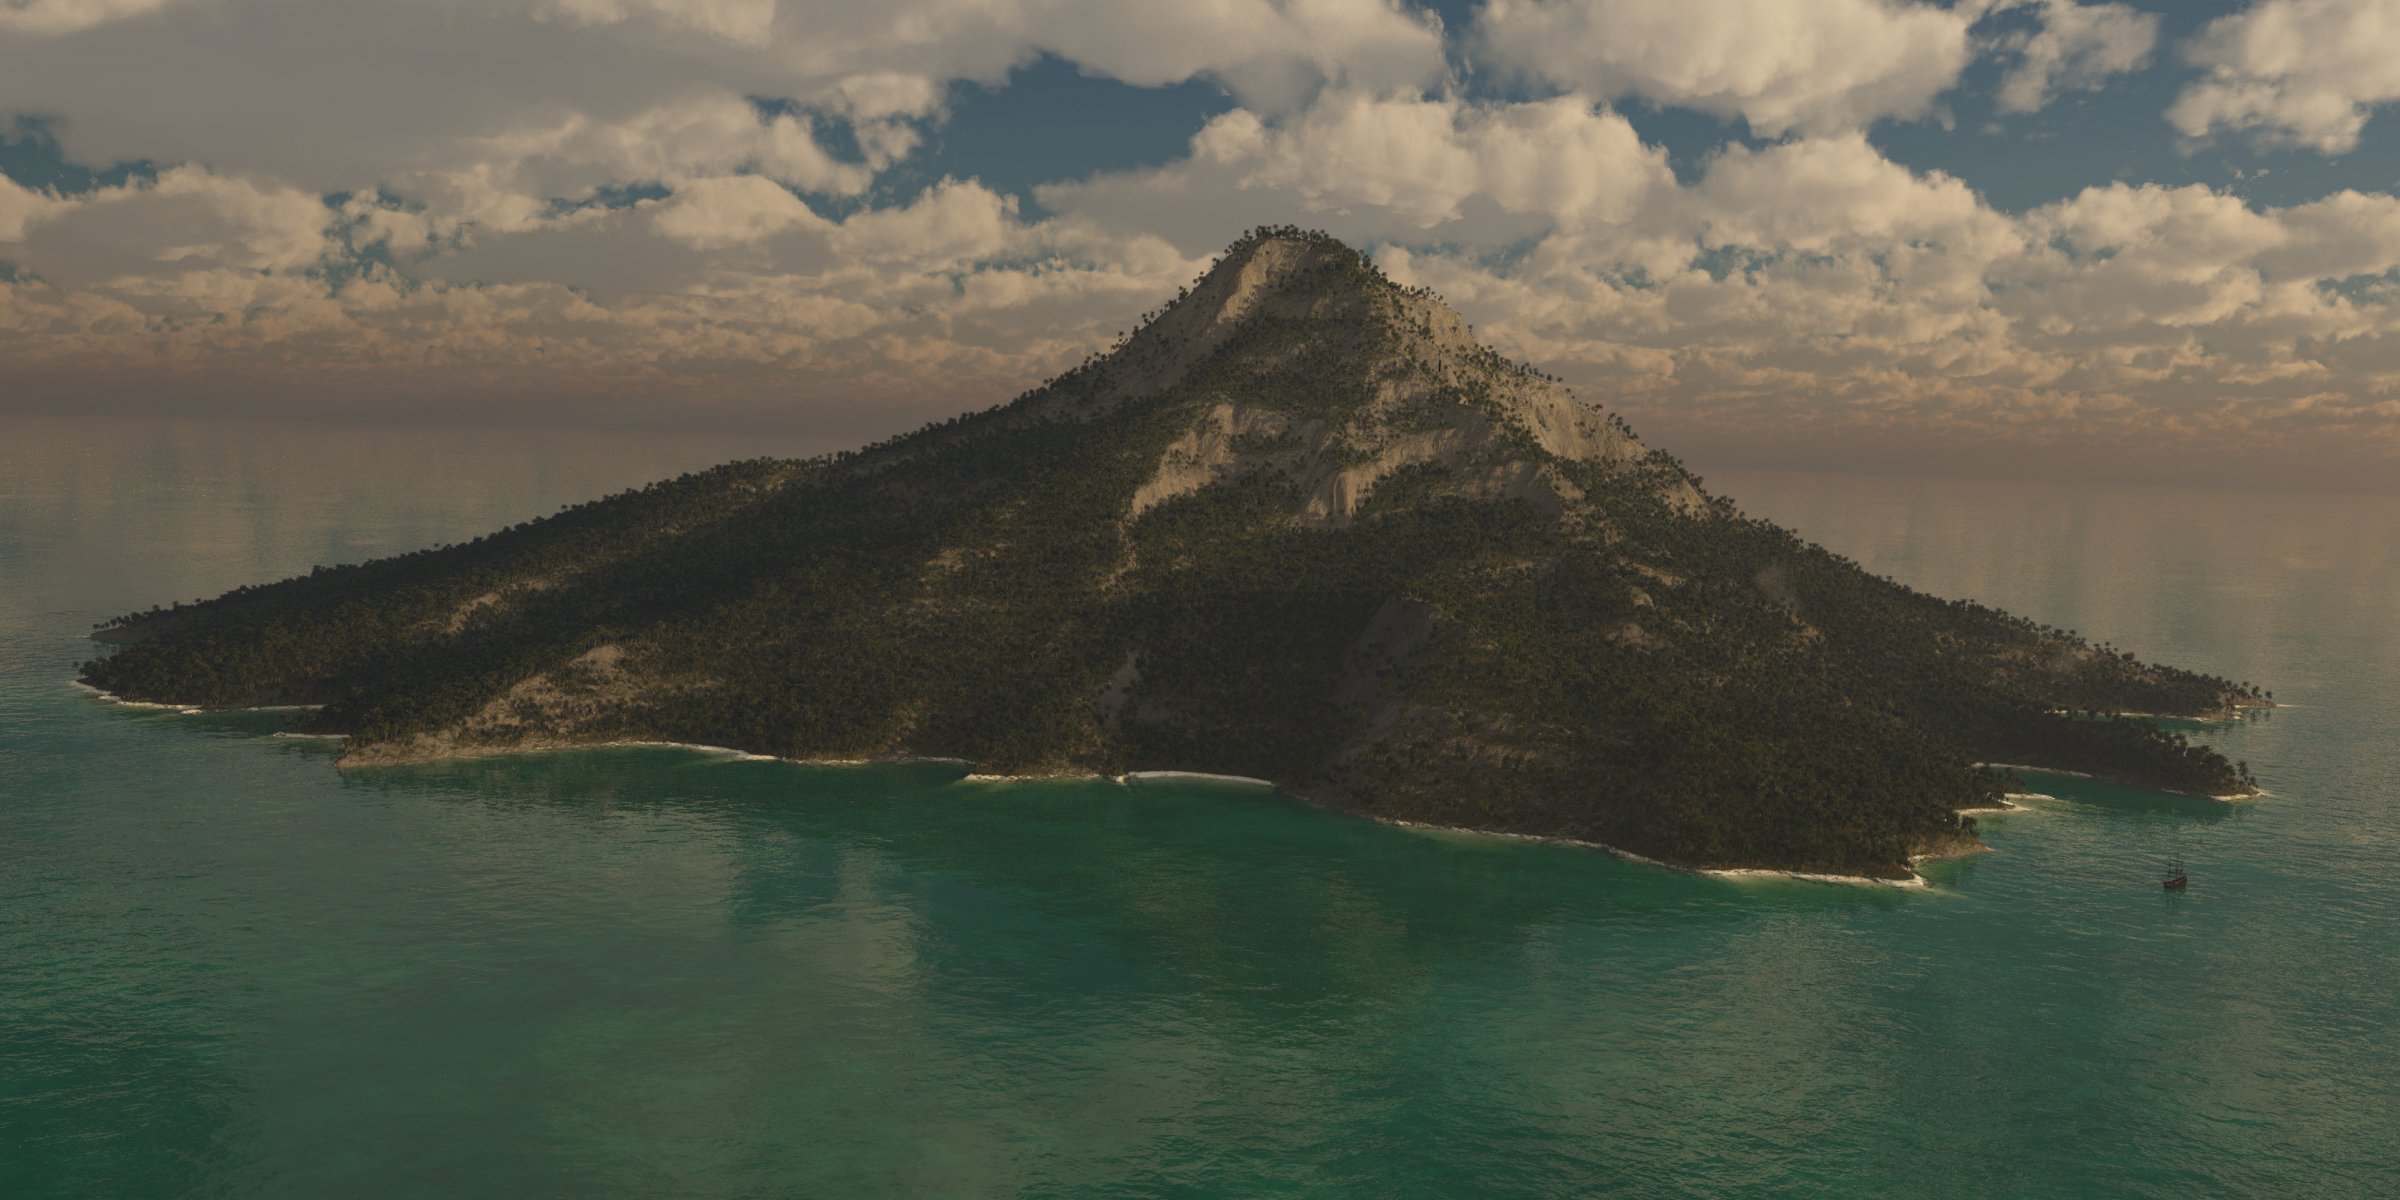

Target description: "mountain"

left=81, top=228, right=2267, bottom=880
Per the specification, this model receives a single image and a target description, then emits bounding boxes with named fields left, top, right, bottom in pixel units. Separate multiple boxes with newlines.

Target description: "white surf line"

left=1964, top=791, right=2062, bottom=812
left=1976, top=762, right=2098, bottom=779
left=1983, top=761, right=2265, bottom=803
left=1379, top=817, right=1928, bottom=889
left=1122, top=770, right=1277, bottom=787
left=1703, top=866, right=1929, bottom=890
left=65, top=700, right=965, bottom=770
left=594, top=739, right=791, bottom=760
left=1970, top=792, right=2059, bottom=813
left=2046, top=708, right=2250, bottom=721
left=1959, top=794, right=2040, bottom=814
left=66, top=679, right=324, bottom=713
left=68, top=680, right=189, bottom=710
left=558, top=741, right=968, bottom=767
left=1381, top=817, right=1679, bottom=867
left=947, top=766, right=1286, bottom=787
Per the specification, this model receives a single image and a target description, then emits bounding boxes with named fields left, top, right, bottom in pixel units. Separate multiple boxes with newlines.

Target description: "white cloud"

left=1992, top=0, right=2159, bottom=114
left=0, top=173, right=60, bottom=242
left=2170, top=0, right=2400, bottom=154
left=8, top=125, right=2400, bottom=477
left=3, top=0, right=2399, bottom=479
left=1039, top=91, right=1673, bottom=250
left=2257, top=189, right=2400, bottom=280
left=0, top=186, right=1214, bottom=436
left=830, top=73, right=946, bottom=122
left=835, top=179, right=1021, bottom=268
left=1473, top=0, right=1975, bottom=135
left=17, top=167, right=332, bottom=291
left=647, top=175, right=827, bottom=250
left=0, top=0, right=1440, bottom=201
left=1686, top=135, right=2006, bottom=257
left=536, top=0, right=782, bottom=46
left=510, top=0, right=1445, bottom=107
left=1030, top=92, right=2400, bottom=471
left=395, top=93, right=872, bottom=236
left=0, top=0, right=181, bottom=36
left=1036, top=0, right=1447, bottom=109
left=479, top=92, right=872, bottom=193
left=2011, top=184, right=2289, bottom=329
left=0, top=0, right=1447, bottom=282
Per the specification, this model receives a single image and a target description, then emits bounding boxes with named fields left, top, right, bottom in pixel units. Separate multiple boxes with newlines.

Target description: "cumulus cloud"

left=1469, top=1, right=2161, bottom=132
left=646, top=175, right=826, bottom=251
left=536, top=0, right=783, bottom=46
left=5, top=0, right=2400, bottom=482
left=14, top=167, right=332, bottom=291
left=1685, top=135, right=2006, bottom=257
left=1035, top=0, right=1446, bottom=109
left=1040, top=92, right=1673, bottom=251
left=404, top=93, right=873, bottom=236
left=0, top=0, right=1439, bottom=196
left=0, top=0, right=1449, bottom=282
left=0, top=173, right=58, bottom=242
left=2170, top=0, right=2400, bottom=154
left=0, top=0, right=181, bottom=37
left=0, top=194, right=1207, bottom=436
left=1028, top=84, right=2400, bottom=475
left=1473, top=0, right=1975, bottom=136
left=1990, top=0, right=2159, bottom=114
left=836, top=178, right=1022, bottom=268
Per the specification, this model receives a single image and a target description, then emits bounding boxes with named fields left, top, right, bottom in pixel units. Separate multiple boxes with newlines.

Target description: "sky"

left=5, top=0, right=2400, bottom=488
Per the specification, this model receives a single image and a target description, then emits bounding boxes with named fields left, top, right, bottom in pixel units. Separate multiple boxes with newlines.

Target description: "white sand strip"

left=1124, top=770, right=1276, bottom=787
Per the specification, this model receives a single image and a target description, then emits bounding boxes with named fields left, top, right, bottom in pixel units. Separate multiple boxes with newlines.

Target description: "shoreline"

left=345, top=735, right=971, bottom=770
left=70, top=679, right=322, bottom=714
left=1978, top=762, right=2098, bottom=779
left=1980, top=761, right=2262, bottom=804
left=1958, top=799, right=2024, bottom=815
left=68, top=678, right=1933, bottom=889
left=1959, top=791, right=2058, bottom=814
left=69, top=679, right=196, bottom=711
left=1377, top=817, right=1930, bottom=890
left=2046, top=707, right=2262, bottom=723
left=60, top=687, right=978, bottom=773
left=1123, top=770, right=1277, bottom=787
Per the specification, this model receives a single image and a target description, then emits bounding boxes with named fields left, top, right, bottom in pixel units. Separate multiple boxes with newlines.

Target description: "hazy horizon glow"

left=7, top=0, right=2400, bottom=489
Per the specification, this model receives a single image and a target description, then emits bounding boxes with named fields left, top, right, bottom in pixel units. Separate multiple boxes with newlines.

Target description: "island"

left=81, top=228, right=2269, bottom=881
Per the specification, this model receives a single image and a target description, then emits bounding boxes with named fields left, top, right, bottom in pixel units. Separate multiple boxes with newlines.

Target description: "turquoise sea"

left=4, top=415, right=2396, bottom=1197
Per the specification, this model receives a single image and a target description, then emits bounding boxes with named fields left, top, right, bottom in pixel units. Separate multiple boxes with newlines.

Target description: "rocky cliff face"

left=83, top=229, right=2264, bottom=880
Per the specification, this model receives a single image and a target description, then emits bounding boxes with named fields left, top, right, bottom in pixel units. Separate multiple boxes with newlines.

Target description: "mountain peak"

left=1061, top=228, right=1686, bottom=523
left=1175, top=228, right=1390, bottom=337
left=1127, top=228, right=1475, bottom=387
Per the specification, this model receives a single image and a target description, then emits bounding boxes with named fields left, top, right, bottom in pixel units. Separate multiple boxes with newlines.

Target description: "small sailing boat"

left=2161, top=855, right=2188, bottom=890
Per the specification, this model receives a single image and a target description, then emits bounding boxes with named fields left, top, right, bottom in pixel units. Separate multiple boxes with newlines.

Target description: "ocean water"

left=4, top=416, right=2396, bottom=1198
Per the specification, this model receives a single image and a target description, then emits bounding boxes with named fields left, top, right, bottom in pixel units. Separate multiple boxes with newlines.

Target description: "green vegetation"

left=82, top=228, right=2265, bottom=879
